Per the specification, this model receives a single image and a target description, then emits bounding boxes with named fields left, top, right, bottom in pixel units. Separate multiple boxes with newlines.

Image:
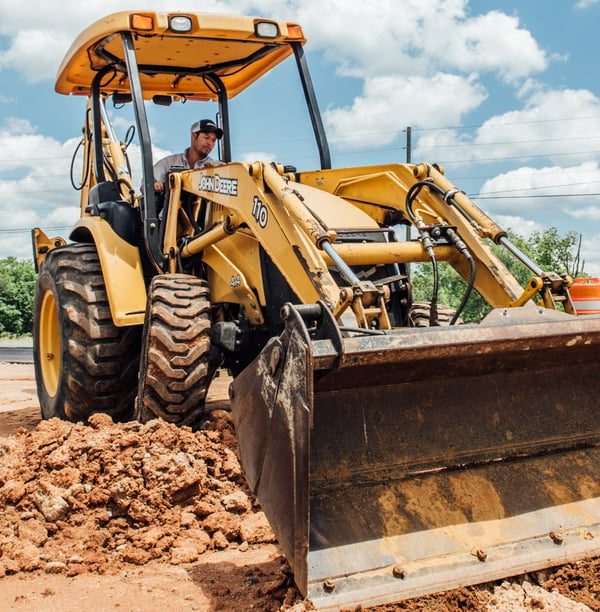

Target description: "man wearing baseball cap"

left=153, top=119, right=223, bottom=192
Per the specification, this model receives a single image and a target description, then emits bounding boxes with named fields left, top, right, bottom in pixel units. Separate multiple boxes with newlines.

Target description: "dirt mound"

left=0, top=411, right=308, bottom=609
left=0, top=411, right=257, bottom=574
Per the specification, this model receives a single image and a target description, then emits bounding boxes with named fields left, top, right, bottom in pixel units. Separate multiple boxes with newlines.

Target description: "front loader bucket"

left=229, top=303, right=600, bottom=611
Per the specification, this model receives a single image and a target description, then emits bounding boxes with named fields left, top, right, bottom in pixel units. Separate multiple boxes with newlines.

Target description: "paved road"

left=0, top=346, right=33, bottom=363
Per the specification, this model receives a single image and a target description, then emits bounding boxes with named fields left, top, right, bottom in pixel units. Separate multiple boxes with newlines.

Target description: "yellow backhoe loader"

left=32, top=11, right=599, bottom=610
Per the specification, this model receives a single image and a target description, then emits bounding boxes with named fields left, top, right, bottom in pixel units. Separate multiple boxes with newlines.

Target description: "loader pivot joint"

left=282, top=302, right=345, bottom=368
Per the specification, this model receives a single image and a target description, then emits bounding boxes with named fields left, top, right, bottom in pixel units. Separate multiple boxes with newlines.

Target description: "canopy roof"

left=55, top=11, right=306, bottom=100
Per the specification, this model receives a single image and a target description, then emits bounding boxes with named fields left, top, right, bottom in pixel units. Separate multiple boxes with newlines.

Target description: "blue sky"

left=2, top=0, right=600, bottom=276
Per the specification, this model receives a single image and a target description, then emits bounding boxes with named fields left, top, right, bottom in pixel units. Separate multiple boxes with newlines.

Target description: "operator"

left=153, top=119, right=223, bottom=192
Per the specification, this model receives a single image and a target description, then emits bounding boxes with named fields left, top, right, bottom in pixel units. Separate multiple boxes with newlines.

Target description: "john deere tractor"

left=32, top=11, right=600, bottom=610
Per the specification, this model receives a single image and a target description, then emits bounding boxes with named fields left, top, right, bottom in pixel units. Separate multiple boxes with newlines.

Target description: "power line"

left=472, top=180, right=600, bottom=196
left=4, top=190, right=600, bottom=234
left=473, top=193, right=600, bottom=200
left=328, top=115, right=600, bottom=143
left=5, top=177, right=600, bottom=200
left=452, top=167, right=600, bottom=182
left=0, top=155, right=73, bottom=164
left=416, top=135, right=600, bottom=150
left=0, top=188, right=77, bottom=194
left=410, top=114, right=600, bottom=133
left=437, top=149, right=600, bottom=165
left=327, top=148, right=600, bottom=170
left=0, top=112, right=598, bottom=198
left=0, top=226, right=71, bottom=235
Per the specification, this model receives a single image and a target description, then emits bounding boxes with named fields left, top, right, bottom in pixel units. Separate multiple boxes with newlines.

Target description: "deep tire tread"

left=408, top=301, right=462, bottom=327
left=33, top=243, right=141, bottom=422
left=135, top=274, right=214, bottom=429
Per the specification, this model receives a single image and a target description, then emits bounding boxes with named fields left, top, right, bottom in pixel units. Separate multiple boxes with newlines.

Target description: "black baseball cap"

left=190, top=119, right=223, bottom=138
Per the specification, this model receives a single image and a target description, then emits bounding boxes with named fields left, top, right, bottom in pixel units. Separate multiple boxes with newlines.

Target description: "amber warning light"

left=130, top=14, right=154, bottom=31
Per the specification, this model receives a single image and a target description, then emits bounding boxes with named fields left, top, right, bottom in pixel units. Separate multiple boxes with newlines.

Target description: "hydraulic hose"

left=443, top=227, right=476, bottom=324
left=70, top=108, right=92, bottom=191
left=405, top=180, right=478, bottom=325
left=453, top=256, right=476, bottom=323
left=406, top=180, right=441, bottom=324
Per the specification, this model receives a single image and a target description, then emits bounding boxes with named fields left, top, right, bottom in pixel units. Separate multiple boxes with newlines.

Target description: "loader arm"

left=167, top=160, right=529, bottom=330
left=298, top=163, right=532, bottom=308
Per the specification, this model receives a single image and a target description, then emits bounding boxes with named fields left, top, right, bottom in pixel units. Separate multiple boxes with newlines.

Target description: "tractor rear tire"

left=135, top=274, right=215, bottom=430
left=408, top=301, right=462, bottom=327
left=33, top=243, right=142, bottom=422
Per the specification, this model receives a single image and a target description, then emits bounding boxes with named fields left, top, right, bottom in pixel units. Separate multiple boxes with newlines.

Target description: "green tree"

left=525, top=228, right=584, bottom=278
left=411, top=227, right=584, bottom=323
left=0, top=257, right=37, bottom=336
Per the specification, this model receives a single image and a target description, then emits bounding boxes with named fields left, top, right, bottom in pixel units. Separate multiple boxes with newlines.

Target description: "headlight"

left=254, top=21, right=279, bottom=38
left=169, top=15, right=193, bottom=33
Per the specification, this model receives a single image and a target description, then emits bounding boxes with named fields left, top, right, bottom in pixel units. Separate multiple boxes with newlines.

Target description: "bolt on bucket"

left=229, top=303, right=600, bottom=611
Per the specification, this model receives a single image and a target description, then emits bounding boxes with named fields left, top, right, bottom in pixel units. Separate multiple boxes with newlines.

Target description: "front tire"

left=135, top=274, right=215, bottom=430
left=33, top=243, right=141, bottom=422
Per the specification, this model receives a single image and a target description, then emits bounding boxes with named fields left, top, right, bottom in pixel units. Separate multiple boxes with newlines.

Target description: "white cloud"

left=0, top=0, right=240, bottom=82
left=4, top=117, right=37, bottom=135
left=478, top=162, right=600, bottom=218
left=475, top=88, right=600, bottom=164
left=0, top=1, right=236, bottom=35
left=0, top=119, right=69, bottom=175
left=0, top=235, right=35, bottom=260
left=43, top=206, right=80, bottom=228
left=0, top=204, right=41, bottom=259
left=568, top=205, right=600, bottom=220
left=326, top=73, right=487, bottom=149
left=492, top=215, right=544, bottom=238
left=435, top=11, right=547, bottom=82
left=0, top=205, right=38, bottom=228
left=0, top=0, right=552, bottom=166
left=0, top=121, right=83, bottom=258
left=239, top=151, right=277, bottom=162
left=0, top=30, right=73, bottom=83
left=474, top=164, right=600, bottom=277
left=0, top=113, right=185, bottom=260
left=580, top=232, right=600, bottom=277
left=576, top=0, right=600, bottom=8
left=0, top=0, right=596, bottom=274
left=414, top=87, right=600, bottom=167
left=286, top=1, right=547, bottom=84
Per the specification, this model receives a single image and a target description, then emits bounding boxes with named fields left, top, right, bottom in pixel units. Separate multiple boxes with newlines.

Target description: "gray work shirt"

left=153, top=148, right=220, bottom=185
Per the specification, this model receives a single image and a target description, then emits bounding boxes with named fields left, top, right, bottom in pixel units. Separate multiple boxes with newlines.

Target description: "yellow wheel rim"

left=39, top=289, right=61, bottom=397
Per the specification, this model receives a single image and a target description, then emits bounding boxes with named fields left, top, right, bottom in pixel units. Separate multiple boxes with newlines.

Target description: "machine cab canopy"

left=55, top=11, right=306, bottom=100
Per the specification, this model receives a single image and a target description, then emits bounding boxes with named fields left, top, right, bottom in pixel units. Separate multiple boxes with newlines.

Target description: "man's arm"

left=153, top=156, right=173, bottom=191
left=153, top=153, right=189, bottom=191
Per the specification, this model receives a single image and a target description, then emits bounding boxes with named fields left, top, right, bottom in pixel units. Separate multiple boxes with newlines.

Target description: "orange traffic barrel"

left=570, top=277, right=600, bottom=315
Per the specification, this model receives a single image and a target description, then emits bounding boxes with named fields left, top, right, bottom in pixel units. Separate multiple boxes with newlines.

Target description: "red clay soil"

left=0, top=364, right=598, bottom=611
